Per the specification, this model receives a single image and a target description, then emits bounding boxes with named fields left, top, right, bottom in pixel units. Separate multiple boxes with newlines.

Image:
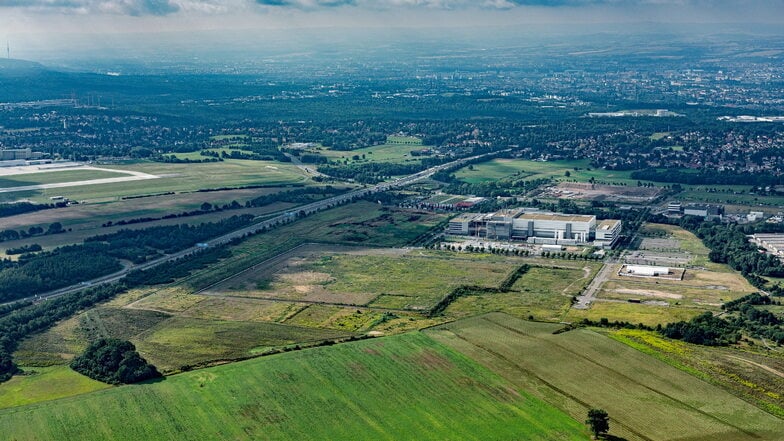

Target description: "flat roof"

left=597, top=219, right=621, bottom=230
left=519, top=213, right=595, bottom=223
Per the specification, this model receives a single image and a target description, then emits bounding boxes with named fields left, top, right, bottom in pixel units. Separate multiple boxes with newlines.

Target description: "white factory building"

left=447, top=208, right=621, bottom=248
left=624, top=265, right=670, bottom=276
left=750, top=234, right=784, bottom=257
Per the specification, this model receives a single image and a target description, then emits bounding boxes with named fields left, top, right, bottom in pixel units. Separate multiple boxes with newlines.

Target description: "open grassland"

left=386, top=135, right=423, bottom=144
left=0, top=366, right=109, bottom=410
left=610, top=328, right=784, bottom=418
left=0, top=333, right=588, bottom=440
left=207, top=249, right=517, bottom=311
left=452, top=158, right=639, bottom=185
left=0, top=169, right=127, bottom=189
left=14, top=315, right=87, bottom=367
left=564, top=300, right=705, bottom=326
left=0, top=159, right=308, bottom=203
left=309, top=142, right=423, bottom=165
left=446, top=265, right=599, bottom=322
left=181, top=202, right=449, bottom=291
left=428, top=313, right=784, bottom=441
left=132, top=316, right=352, bottom=372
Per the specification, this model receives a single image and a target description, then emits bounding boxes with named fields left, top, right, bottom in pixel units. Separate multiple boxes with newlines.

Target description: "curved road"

left=6, top=151, right=500, bottom=307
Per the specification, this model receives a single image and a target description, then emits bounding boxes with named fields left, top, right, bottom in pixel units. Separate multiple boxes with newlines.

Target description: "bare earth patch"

left=613, top=288, right=683, bottom=299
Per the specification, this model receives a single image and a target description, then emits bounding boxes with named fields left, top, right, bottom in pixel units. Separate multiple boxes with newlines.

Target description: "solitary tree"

left=586, top=408, right=610, bottom=439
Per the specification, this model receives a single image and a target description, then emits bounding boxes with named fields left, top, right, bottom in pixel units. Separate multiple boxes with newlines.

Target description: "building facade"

left=447, top=209, right=620, bottom=247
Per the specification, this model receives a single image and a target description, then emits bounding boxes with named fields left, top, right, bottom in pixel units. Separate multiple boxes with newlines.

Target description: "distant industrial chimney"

left=6, top=41, right=9, bottom=59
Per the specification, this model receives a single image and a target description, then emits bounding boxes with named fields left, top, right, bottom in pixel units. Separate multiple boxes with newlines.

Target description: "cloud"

left=0, top=0, right=781, bottom=19
left=255, top=0, right=355, bottom=8
left=0, top=0, right=180, bottom=15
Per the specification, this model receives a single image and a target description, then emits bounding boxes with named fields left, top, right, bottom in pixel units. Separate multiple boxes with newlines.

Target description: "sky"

left=1, top=0, right=783, bottom=61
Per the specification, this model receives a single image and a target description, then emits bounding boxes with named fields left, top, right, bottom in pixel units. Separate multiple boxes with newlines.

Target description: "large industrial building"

left=447, top=208, right=622, bottom=247
left=750, top=234, right=784, bottom=257
left=0, top=148, right=44, bottom=162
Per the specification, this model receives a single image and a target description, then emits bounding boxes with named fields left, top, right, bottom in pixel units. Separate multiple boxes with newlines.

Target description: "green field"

left=0, top=333, right=588, bottom=440
left=209, top=250, right=518, bottom=311
left=0, top=169, right=127, bottom=189
left=0, top=159, right=309, bottom=204
left=0, top=366, right=109, bottom=409
left=611, top=328, right=784, bottom=417
left=307, top=142, right=424, bottom=165
left=678, top=186, right=784, bottom=209
left=452, top=158, right=639, bottom=185
left=182, top=202, right=449, bottom=291
left=386, top=135, right=423, bottom=144
left=428, top=313, right=784, bottom=441
left=446, top=265, right=599, bottom=322
left=133, top=317, right=352, bottom=372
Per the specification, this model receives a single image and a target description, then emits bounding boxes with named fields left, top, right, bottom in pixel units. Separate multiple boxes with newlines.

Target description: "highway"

left=7, top=151, right=498, bottom=307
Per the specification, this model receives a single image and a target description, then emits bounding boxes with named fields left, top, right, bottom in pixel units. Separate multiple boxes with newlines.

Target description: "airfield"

left=0, top=162, right=159, bottom=194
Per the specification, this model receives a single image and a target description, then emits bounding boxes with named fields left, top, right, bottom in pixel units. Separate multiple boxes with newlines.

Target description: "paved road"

left=6, top=151, right=497, bottom=307
left=573, top=260, right=616, bottom=309
left=284, top=153, right=326, bottom=178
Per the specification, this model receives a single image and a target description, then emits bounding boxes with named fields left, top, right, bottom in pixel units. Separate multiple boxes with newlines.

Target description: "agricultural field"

left=428, top=313, right=784, bottom=441
left=0, top=366, right=109, bottom=409
left=8, top=203, right=451, bottom=376
left=611, top=328, right=784, bottom=418
left=0, top=333, right=589, bottom=440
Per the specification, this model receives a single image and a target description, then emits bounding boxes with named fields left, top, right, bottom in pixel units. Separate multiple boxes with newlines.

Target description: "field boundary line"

left=432, top=326, right=655, bottom=441
left=481, top=315, right=762, bottom=438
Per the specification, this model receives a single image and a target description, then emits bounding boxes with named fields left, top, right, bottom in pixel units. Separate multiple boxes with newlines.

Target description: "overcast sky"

left=2, top=0, right=783, bottom=35
left=2, top=0, right=783, bottom=60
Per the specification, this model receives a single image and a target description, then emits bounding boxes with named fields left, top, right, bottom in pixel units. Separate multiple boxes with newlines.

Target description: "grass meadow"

left=0, top=333, right=588, bottom=441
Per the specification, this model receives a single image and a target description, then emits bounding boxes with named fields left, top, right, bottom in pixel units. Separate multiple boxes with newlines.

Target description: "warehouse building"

left=447, top=209, right=620, bottom=247
left=750, top=234, right=784, bottom=257
left=683, top=203, right=722, bottom=220
left=624, top=265, right=671, bottom=276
